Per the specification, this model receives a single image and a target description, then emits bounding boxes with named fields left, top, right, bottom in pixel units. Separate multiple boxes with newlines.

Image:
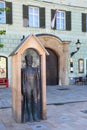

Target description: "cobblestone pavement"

left=1, top=102, right=87, bottom=130
left=0, top=87, right=12, bottom=108
left=47, top=85, right=87, bottom=104
left=0, top=85, right=87, bottom=130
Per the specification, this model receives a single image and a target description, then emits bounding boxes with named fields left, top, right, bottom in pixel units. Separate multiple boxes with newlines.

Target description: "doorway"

left=46, top=48, right=58, bottom=85
left=37, top=34, right=70, bottom=85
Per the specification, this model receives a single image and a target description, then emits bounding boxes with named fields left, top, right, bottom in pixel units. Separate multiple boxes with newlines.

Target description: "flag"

left=51, top=9, right=58, bottom=28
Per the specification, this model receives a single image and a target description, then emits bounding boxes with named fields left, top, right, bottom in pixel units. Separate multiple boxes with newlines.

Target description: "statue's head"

left=25, top=54, right=33, bottom=66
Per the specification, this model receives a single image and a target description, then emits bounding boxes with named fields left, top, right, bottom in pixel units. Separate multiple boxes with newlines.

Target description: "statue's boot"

left=33, top=103, right=40, bottom=122
left=22, top=96, right=28, bottom=123
left=29, top=113, right=33, bottom=122
left=27, top=103, right=33, bottom=122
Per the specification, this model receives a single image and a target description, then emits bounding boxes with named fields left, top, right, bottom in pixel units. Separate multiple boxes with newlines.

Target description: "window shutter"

left=23, top=5, right=29, bottom=27
left=39, top=8, right=45, bottom=28
left=82, top=13, right=86, bottom=32
left=6, top=2, right=12, bottom=24
left=51, top=9, right=56, bottom=29
left=66, top=11, right=71, bottom=31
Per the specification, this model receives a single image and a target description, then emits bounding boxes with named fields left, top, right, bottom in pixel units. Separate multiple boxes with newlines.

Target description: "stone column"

left=62, top=42, right=70, bottom=85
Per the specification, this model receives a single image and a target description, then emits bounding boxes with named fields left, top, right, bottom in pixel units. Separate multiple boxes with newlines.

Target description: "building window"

left=86, top=14, right=87, bottom=31
left=82, top=13, right=87, bottom=32
left=56, top=11, right=65, bottom=30
left=23, top=5, right=45, bottom=28
left=51, top=9, right=71, bottom=30
left=0, top=56, right=7, bottom=78
left=0, top=2, right=6, bottom=23
left=29, top=7, right=39, bottom=27
left=84, top=58, right=87, bottom=75
left=78, top=59, right=84, bottom=73
left=0, top=1, right=12, bottom=24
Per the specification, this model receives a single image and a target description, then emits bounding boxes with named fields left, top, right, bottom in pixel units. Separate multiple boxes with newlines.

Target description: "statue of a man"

left=21, top=54, right=41, bottom=122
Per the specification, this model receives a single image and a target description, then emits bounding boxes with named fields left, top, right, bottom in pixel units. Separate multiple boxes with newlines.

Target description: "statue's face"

left=25, top=54, right=33, bottom=66
left=26, top=59, right=33, bottom=66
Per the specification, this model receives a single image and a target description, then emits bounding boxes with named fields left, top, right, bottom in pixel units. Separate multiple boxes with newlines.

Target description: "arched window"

left=0, top=56, right=7, bottom=78
left=78, top=58, right=84, bottom=73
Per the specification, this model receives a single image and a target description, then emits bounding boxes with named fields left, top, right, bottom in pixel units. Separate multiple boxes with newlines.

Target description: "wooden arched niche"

left=11, top=34, right=48, bottom=122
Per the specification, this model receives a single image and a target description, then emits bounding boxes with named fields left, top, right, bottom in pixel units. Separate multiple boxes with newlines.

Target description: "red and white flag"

left=51, top=9, right=59, bottom=28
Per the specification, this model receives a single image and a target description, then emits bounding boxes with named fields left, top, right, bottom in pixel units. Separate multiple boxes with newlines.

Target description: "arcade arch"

left=37, top=34, right=70, bottom=85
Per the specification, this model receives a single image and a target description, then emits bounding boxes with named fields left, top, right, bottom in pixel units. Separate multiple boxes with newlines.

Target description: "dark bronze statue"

left=21, top=54, right=41, bottom=123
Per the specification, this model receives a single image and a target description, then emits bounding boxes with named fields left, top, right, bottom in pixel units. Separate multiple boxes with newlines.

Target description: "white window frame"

left=28, top=6, right=39, bottom=27
left=56, top=11, right=65, bottom=30
left=0, top=1, right=6, bottom=23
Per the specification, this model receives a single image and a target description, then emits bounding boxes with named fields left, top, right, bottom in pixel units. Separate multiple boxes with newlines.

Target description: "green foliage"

left=0, top=7, right=7, bottom=48
left=0, top=44, right=4, bottom=48
left=0, top=30, right=6, bottom=35
left=0, top=7, right=10, bottom=11
left=0, top=30, right=6, bottom=48
left=0, top=7, right=10, bottom=14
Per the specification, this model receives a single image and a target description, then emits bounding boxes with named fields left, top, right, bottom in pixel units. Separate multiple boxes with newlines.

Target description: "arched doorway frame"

left=37, top=34, right=70, bottom=85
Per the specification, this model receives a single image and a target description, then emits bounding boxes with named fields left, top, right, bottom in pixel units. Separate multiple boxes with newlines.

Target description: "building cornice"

left=33, top=0, right=87, bottom=9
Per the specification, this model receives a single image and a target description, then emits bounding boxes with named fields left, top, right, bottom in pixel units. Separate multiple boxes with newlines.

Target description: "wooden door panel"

left=46, top=49, right=58, bottom=85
